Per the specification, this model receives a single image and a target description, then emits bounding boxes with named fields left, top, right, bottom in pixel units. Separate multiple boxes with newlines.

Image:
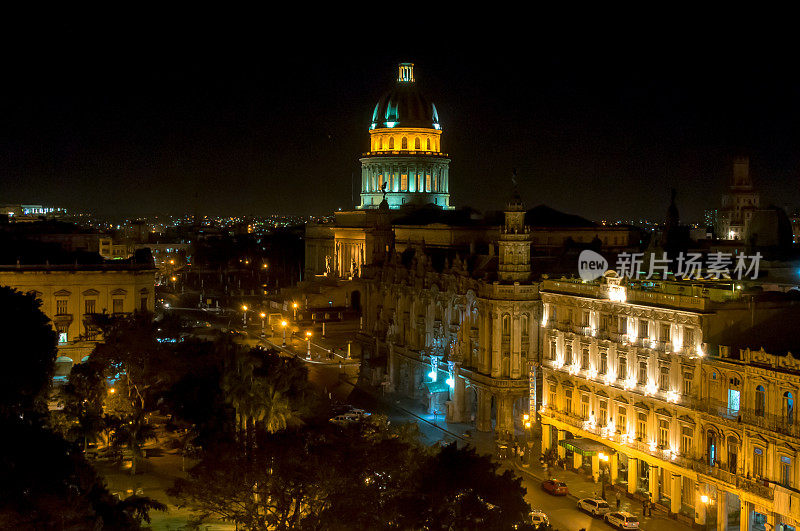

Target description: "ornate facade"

left=539, top=273, right=799, bottom=530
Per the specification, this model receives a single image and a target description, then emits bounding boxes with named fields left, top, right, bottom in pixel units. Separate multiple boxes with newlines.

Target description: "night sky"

left=1, top=23, right=798, bottom=223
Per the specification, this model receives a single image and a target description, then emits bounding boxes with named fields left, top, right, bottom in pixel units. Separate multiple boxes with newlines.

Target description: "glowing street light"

left=281, top=320, right=288, bottom=347
left=305, top=330, right=312, bottom=358
left=242, top=305, right=249, bottom=326
left=259, top=312, right=266, bottom=335
left=599, top=452, right=610, bottom=499
left=292, top=302, right=298, bottom=319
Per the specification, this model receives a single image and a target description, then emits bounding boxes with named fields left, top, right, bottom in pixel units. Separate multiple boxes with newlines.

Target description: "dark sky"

left=1, top=22, right=798, bottom=222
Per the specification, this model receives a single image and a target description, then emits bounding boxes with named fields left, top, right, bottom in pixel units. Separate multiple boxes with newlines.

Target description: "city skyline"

left=2, top=25, right=799, bottom=222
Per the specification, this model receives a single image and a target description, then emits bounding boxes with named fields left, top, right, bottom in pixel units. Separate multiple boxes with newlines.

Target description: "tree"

left=0, top=417, right=165, bottom=528
left=0, top=286, right=58, bottom=419
left=52, top=359, right=107, bottom=451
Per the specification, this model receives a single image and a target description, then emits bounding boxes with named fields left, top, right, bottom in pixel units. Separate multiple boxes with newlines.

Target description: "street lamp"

left=259, top=312, right=266, bottom=336
left=700, top=494, right=711, bottom=531
left=242, top=305, right=248, bottom=326
left=305, top=331, right=312, bottom=359
left=599, top=452, right=610, bottom=499
left=281, top=320, right=288, bottom=347
left=292, top=302, right=298, bottom=320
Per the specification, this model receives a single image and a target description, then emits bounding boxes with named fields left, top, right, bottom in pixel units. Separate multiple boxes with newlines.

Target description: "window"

left=581, top=311, right=590, bottom=327
left=56, top=299, right=68, bottom=315
left=755, top=385, right=766, bottom=417
left=658, top=419, right=670, bottom=448
left=564, top=389, right=573, bottom=415
left=389, top=137, right=394, bottom=149
left=521, top=314, right=529, bottom=338
left=753, top=447, right=764, bottom=477
left=617, top=407, right=627, bottom=433
left=140, top=297, right=148, bottom=312
left=502, top=315, right=510, bottom=336
left=781, top=456, right=792, bottom=487
left=684, top=327, right=694, bottom=347
left=400, top=174, right=408, bottom=191
left=548, top=340, right=556, bottom=361
left=681, top=427, right=693, bottom=455
left=599, top=400, right=608, bottom=426
left=581, top=395, right=590, bottom=419
left=565, top=344, right=573, bottom=366
left=618, top=357, right=627, bottom=380
left=636, top=412, right=647, bottom=440
left=618, top=316, right=627, bottom=335
left=683, top=372, right=693, bottom=395
left=599, top=352, right=608, bottom=375
left=414, top=137, right=420, bottom=150
left=639, top=320, right=649, bottom=339
left=549, top=385, right=556, bottom=409
left=784, top=392, right=795, bottom=425
left=659, top=365, right=670, bottom=390
left=638, top=361, right=648, bottom=385
left=660, top=323, right=671, bottom=342
left=84, top=299, right=96, bottom=315
left=56, top=323, right=68, bottom=344
left=401, top=137, right=407, bottom=149
left=426, top=138, right=431, bottom=150
left=581, top=348, right=589, bottom=369
left=600, top=314, right=610, bottom=332
left=426, top=174, right=431, bottom=192
left=112, top=298, right=123, bottom=314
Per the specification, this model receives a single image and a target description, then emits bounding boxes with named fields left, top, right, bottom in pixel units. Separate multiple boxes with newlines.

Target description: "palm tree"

left=112, top=414, right=156, bottom=475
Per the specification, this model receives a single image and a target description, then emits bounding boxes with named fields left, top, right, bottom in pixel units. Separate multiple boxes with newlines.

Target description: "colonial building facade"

left=0, top=262, right=156, bottom=378
left=538, top=272, right=799, bottom=531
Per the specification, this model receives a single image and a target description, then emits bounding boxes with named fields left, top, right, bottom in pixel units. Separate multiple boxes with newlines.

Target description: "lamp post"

left=306, top=331, right=312, bottom=359
left=700, top=494, right=710, bottom=531
left=242, top=305, right=248, bottom=327
left=292, top=302, right=298, bottom=320
left=281, top=320, right=288, bottom=347
left=259, top=312, right=266, bottom=336
left=523, top=414, right=532, bottom=466
left=599, top=452, right=610, bottom=499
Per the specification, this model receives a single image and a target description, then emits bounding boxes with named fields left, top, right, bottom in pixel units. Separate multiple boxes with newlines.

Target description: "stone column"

left=447, top=373, right=466, bottom=423
left=739, top=500, right=749, bottom=531
left=491, top=311, right=501, bottom=378
left=591, top=454, right=600, bottom=482
left=695, top=492, right=707, bottom=527
left=541, top=423, right=551, bottom=455
left=649, top=465, right=659, bottom=503
left=716, top=490, right=726, bottom=531
left=670, top=474, right=682, bottom=515
left=476, top=388, right=492, bottom=432
left=557, top=430, right=566, bottom=459
left=627, top=457, right=638, bottom=494
left=496, top=393, right=514, bottom=439
left=573, top=452, right=583, bottom=470
left=610, top=452, right=619, bottom=484
left=479, top=310, right=489, bottom=373
left=511, top=314, right=521, bottom=379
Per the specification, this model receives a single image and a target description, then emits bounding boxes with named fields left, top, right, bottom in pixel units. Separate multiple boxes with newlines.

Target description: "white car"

left=529, top=509, right=549, bottom=528
left=330, top=413, right=361, bottom=424
left=576, top=497, right=611, bottom=516
left=348, top=408, right=371, bottom=418
left=605, top=511, right=640, bottom=529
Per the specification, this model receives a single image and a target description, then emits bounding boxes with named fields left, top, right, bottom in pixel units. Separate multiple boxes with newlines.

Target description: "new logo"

left=578, top=250, right=608, bottom=281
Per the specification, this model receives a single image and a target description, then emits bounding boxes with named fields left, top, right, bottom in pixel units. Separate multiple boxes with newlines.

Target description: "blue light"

left=446, top=377, right=454, bottom=388
left=428, top=370, right=437, bottom=382
left=385, top=121, right=397, bottom=128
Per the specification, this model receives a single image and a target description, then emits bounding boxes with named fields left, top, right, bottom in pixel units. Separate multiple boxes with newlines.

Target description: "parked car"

left=540, top=479, right=568, bottom=496
left=330, top=413, right=361, bottom=424
left=576, top=497, right=611, bottom=516
left=348, top=408, right=371, bottom=418
left=529, top=509, right=549, bottom=528
left=605, top=511, right=640, bottom=529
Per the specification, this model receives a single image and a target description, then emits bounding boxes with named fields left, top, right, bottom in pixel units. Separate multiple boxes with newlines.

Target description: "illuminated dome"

left=370, top=63, right=440, bottom=130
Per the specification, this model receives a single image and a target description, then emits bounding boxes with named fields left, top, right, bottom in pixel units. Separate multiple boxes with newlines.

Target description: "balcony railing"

left=695, top=400, right=800, bottom=438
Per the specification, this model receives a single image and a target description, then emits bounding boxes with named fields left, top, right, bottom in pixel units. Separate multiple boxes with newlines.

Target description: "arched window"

left=427, top=138, right=431, bottom=150
left=401, top=137, right=408, bottom=149
left=502, top=314, right=510, bottom=336
left=389, top=137, right=394, bottom=149
left=755, top=385, right=766, bottom=417
left=379, top=137, right=383, bottom=149
left=784, top=391, right=795, bottom=425
left=414, top=137, right=420, bottom=150
left=521, top=314, right=530, bottom=337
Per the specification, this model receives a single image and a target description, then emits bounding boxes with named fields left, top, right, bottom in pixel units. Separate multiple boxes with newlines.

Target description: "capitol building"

left=297, top=62, right=800, bottom=531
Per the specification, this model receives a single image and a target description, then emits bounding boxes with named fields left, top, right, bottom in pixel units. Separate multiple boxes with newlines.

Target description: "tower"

left=358, top=63, right=452, bottom=210
left=498, top=176, right=531, bottom=282
left=718, top=157, right=760, bottom=240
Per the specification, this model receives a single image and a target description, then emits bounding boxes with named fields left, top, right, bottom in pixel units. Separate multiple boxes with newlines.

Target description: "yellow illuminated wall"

left=369, top=127, right=442, bottom=153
